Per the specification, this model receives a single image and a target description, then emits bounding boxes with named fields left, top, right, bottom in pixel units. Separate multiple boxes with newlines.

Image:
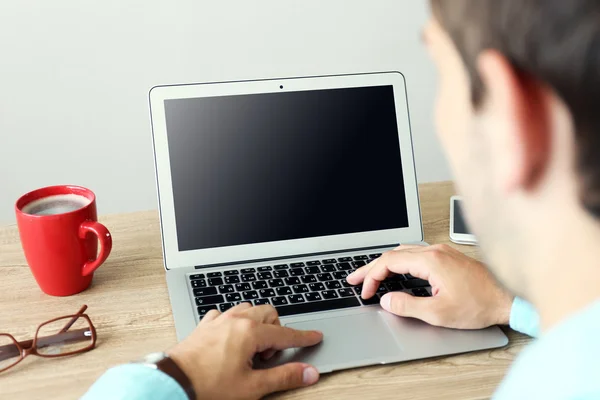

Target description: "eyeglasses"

left=0, top=305, right=97, bottom=373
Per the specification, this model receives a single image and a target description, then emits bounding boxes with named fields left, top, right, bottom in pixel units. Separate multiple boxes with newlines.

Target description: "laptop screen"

left=164, top=85, right=409, bottom=252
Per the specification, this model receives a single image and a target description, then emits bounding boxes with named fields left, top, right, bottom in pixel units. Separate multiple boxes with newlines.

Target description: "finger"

left=200, top=309, right=221, bottom=323
left=224, top=302, right=253, bottom=316
left=252, top=325, right=323, bottom=354
left=236, top=305, right=280, bottom=325
left=347, top=245, right=427, bottom=285
left=380, top=292, right=438, bottom=324
left=253, top=363, right=319, bottom=396
left=363, top=250, right=437, bottom=298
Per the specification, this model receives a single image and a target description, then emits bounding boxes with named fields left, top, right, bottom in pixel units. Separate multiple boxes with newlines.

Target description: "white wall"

left=0, top=0, right=450, bottom=225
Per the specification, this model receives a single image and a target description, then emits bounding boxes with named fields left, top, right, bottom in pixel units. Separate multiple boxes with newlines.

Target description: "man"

left=84, top=0, right=600, bottom=398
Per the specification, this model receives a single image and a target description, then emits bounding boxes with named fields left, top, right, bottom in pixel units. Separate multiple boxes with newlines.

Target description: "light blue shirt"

left=82, top=298, right=600, bottom=399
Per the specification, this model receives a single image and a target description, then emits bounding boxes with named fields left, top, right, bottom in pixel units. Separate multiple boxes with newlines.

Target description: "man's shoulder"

left=494, top=300, right=600, bottom=400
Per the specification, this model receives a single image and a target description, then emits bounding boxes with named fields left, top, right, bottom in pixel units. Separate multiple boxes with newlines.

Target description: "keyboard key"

left=235, top=283, right=251, bottom=291
left=403, top=279, right=430, bottom=289
left=321, top=290, right=338, bottom=299
left=195, top=295, right=224, bottom=306
left=386, top=281, right=404, bottom=291
left=354, top=255, right=369, bottom=261
left=274, top=270, right=289, bottom=278
left=252, top=281, right=268, bottom=290
left=322, top=259, right=336, bottom=265
left=197, top=305, right=217, bottom=317
left=352, top=261, right=366, bottom=268
left=275, top=297, right=361, bottom=317
left=292, top=284, right=309, bottom=294
left=254, top=299, right=271, bottom=305
left=224, top=270, right=239, bottom=276
left=412, top=288, right=431, bottom=297
left=193, top=287, right=218, bottom=297
left=336, top=263, right=352, bottom=271
left=259, top=289, right=276, bottom=298
left=377, top=286, right=389, bottom=294
left=333, top=271, right=348, bottom=280
left=224, top=275, right=240, bottom=284
left=276, top=287, right=293, bottom=296
left=307, top=261, right=321, bottom=266
left=218, top=285, right=235, bottom=294
left=353, top=287, right=363, bottom=296
left=225, top=293, right=242, bottom=302
left=219, top=303, right=235, bottom=312
left=317, top=273, right=333, bottom=282
left=290, top=268, right=305, bottom=276
left=241, top=268, right=256, bottom=274
left=360, top=296, right=381, bottom=306
left=241, top=274, right=257, bottom=282
left=341, top=280, right=354, bottom=288
left=208, top=278, right=223, bottom=286
left=369, top=253, right=382, bottom=259
left=320, top=265, right=336, bottom=273
left=389, top=274, right=407, bottom=282
left=191, top=280, right=207, bottom=288
left=268, top=279, right=285, bottom=288
left=302, top=275, right=317, bottom=283
left=208, top=272, right=223, bottom=278
left=257, top=266, right=272, bottom=272
left=290, top=262, right=305, bottom=268
left=272, top=296, right=288, bottom=306
left=284, top=277, right=301, bottom=286
left=338, top=289, right=355, bottom=297
left=257, top=272, right=273, bottom=280
left=288, top=295, right=305, bottom=304
left=305, top=292, right=322, bottom=302
left=274, top=264, right=289, bottom=270
left=190, top=274, right=205, bottom=280
left=325, top=281, right=341, bottom=290
left=338, top=257, right=352, bottom=262
left=305, top=266, right=320, bottom=274
left=405, top=274, right=417, bottom=280
left=309, top=282, right=325, bottom=292
left=243, top=291, right=259, bottom=300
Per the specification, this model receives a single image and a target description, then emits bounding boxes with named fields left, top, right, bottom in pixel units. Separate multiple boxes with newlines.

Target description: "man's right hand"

left=167, top=303, right=323, bottom=400
left=347, top=244, right=514, bottom=329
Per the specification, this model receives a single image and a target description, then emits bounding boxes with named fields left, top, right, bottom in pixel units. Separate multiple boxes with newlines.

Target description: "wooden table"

left=0, top=182, right=530, bottom=399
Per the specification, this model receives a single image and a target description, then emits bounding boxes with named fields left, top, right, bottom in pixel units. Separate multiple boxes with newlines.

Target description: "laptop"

left=148, top=72, right=508, bottom=373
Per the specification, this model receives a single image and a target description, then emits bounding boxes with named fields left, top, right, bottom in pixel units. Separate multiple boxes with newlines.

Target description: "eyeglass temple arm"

left=0, top=329, right=91, bottom=361
left=0, top=305, right=90, bottom=362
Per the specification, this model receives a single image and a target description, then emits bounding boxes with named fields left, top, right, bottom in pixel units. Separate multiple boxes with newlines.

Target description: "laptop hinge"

left=194, top=243, right=400, bottom=269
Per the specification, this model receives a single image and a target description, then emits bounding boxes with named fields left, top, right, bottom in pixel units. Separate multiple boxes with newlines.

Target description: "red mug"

left=15, top=185, right=112, bottom=296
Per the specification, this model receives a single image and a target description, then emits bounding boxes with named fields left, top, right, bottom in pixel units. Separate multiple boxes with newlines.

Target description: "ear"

left=476, top=50, right=551, bottom=193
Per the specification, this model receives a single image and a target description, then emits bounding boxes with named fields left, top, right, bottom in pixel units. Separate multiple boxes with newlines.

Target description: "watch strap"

left=155, top=355, right=196, bottom=400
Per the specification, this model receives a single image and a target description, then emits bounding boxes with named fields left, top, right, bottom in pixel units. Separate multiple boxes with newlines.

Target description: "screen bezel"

left=449, top=196, right=478, bottom=245
left=149, top=72, right=423, bottom=270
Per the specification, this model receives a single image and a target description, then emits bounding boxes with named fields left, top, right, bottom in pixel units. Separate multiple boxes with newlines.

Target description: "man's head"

left=425, top=0, right=600, bottom=297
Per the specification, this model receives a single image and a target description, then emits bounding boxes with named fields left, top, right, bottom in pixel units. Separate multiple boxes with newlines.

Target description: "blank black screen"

left=453, top=201, right=471, bottom=235
left=164, top=85, right=409, bottom=251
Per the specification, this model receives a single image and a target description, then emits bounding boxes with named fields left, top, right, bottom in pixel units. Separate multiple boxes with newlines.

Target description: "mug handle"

left=79, top=221, right=113, bottom=277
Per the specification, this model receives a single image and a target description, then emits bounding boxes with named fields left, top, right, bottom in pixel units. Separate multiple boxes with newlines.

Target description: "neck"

left=527, top=209, right=600, bottom=332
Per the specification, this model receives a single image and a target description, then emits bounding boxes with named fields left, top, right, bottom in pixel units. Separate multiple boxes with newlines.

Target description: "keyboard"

left=188, top=253, right=432, bottom=320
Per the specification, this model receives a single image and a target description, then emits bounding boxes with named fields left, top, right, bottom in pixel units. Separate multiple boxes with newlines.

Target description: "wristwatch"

left=135, top=352, right=196, bottom=400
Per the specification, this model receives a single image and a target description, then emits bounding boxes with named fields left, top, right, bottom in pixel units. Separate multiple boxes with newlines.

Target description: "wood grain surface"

left=0, top=182, right=530, bottom=399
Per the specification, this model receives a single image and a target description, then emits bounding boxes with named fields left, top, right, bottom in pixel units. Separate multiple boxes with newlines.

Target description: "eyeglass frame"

left=0, top=305, right=97, bottom=373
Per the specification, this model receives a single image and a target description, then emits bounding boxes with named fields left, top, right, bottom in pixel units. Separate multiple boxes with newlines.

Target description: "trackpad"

left=259, top=312, right=402, bottom=372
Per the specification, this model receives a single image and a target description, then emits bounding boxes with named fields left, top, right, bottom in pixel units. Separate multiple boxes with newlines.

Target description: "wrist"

left=167, top=345, right=205, bottom=399
left=493, top=290, right=515, bottom=326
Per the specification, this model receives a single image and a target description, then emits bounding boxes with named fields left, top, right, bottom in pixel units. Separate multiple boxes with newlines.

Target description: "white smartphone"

left=450, top=196, right=478, bottom=245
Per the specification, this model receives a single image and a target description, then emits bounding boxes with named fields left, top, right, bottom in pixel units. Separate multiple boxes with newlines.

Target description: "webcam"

left=280, top=85, right=284, bottom=89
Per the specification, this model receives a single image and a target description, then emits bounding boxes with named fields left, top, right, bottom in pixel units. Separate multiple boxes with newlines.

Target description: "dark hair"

left=431, top=0, right=600, bottom=217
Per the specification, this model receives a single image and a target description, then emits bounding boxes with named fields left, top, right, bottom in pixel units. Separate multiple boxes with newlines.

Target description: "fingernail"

left=303, top=366, right=319, bottom=385
left=380, top=294, right=391, bottom=311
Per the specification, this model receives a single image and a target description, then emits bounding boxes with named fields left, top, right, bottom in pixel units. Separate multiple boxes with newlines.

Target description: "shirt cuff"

left=509, top=297, right=540, bottom=338
left=81, top=364, right=188, bottom=400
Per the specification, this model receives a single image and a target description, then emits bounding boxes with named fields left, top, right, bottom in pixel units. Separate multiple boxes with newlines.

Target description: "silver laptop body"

left=149, top=72, right=508, bottom=374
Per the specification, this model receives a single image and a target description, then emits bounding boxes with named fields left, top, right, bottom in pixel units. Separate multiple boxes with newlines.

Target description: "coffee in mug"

left=21, top=194, right=91, bottom=216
